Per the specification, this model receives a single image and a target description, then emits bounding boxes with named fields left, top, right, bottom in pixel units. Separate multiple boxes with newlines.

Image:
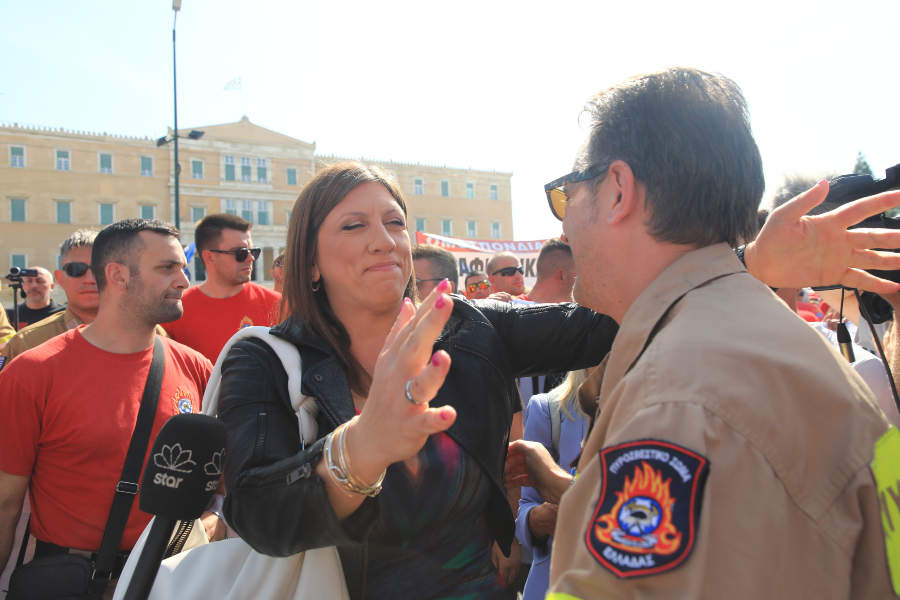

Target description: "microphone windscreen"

left=139, top=413, right=226, bottom=521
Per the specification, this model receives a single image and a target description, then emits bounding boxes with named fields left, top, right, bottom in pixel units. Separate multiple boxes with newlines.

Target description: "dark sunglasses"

left=210, top=247, right=261, bottom=262
left=544, top=164, right=608, bottom=221
left=491, top=266, right=524, bottom=277
left=466, top=281, right=491, bottom=293
left=416, top=278, right=444, bottom=287
left=62, top=262, right=91, bottom=277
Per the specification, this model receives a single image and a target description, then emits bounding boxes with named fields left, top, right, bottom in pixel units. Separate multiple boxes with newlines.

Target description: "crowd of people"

left=2, top=66, right=900, bottom=600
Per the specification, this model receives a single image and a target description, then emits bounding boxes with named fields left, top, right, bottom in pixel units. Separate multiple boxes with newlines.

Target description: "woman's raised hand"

left=347, top=279, right=457, bottom=475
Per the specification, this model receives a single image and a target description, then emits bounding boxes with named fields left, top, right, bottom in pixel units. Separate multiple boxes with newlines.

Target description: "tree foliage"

left=853, top=151, right=875, bottom=177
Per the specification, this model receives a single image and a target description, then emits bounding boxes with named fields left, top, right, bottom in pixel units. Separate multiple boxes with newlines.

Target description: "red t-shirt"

left=162, top=282, right=281, bottom=362
left=0, top=328, right=212, bottom=551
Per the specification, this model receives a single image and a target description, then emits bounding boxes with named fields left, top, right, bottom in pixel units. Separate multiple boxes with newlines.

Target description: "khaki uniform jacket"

left=549, top=243, right=898, bottom=599
left=0, top=308, right=13, bottom=350
left=1, top=308, right=168, bottom=361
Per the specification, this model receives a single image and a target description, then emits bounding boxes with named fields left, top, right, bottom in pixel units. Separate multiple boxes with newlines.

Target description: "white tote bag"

left=113, top=327, right=349, bottom=600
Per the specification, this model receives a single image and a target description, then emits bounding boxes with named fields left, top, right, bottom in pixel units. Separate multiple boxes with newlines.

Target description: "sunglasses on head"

left=466, top=281, right=491, bottom=293
left=491, top=266, right=524, bottom=277
left=210, top=247, right=262, bottom=262
left=62, top=262, right=91, bottom=277
left=544, top=164, right=608, bottom=221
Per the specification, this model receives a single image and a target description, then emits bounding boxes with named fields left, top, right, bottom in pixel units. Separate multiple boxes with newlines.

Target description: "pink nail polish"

left=819, top=179, right=828, bottom=185
left=435, top=295, right=445, bottom=309
left=441, top=408, right=451, bottom=420
left=404, top=298, right=412, bottom=306
left=432, top=353, right=440, bottom=367
left=437, top=279, right=450, bottom=292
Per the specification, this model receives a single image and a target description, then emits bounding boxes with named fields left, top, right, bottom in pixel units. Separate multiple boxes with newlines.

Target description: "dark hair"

left=535, top=237, right=573, bottom=279
left=194, top=213, right=252, bottom=257
left=465, top=269, right=488, bottom=285
left=411, top=244, right=459, bottom=285
left=282, top=162, right=416, bottom=397
left=577, top=67, right=764, bottom=248
left=91, top=219, right=180, bottom=292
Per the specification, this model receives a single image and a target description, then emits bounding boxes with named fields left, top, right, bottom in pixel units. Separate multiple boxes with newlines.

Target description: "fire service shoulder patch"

left=586, top=439, right=709, bottom=578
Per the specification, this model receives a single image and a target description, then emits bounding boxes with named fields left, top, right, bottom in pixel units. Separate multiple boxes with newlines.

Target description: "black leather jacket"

left=218, top=296, right=617, bottom=600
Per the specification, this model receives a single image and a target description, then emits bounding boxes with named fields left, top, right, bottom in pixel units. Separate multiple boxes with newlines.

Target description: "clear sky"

left=2, top=0, right=898, bottom=241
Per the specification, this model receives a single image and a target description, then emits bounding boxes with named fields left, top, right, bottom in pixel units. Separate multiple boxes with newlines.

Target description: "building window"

left=415, top=218, right=425, bottom=232
left=225, top=156, right=235, bottom=181
left=56, top=150, right=70, bottom=171
left=241, top=157, right=251, bottom=182
left=441, top=219, right=452, bottom=236
left=467, top=220, right=477, bottom=238
left=491, top=222, right=500, bottom=239
left=99, top=153, right=113, bottom=174
left=10, top=199, right=26, bottom=222
left=224, top=199, right=237, bottom=215
left=140, top=205, right=155, bottom=220
left=11, top=254, right=27, bottom=270
left=191, top=206, right=206, bottom=223
left=490, top=184, right=498, bottom=200
left=99, top=203, right=115, bottom=225
left=241, top=200, right=252, bottom=222
left=257, top=201, right=270, bottom=226
left=414, top=178, right=423, bottom=195
left=257, top=158, right=267, bottom=183
left=192, top=160, right=203, bottom=179
left=193, top=254, right=206, bottom=281
left=466, top=182, right=474, bottom=199
left=441, top=181, right=449, bottom=197
left=141, top=156, right=153, bottom=176
left=287, top=168, right=297, bottom=186
left=57, top=201, right=71, bottom=224
left=10, top=146, right=24, bottom=168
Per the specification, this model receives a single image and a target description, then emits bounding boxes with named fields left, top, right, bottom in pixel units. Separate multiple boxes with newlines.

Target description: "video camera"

left=814, top=163, right=900, bottom=324
left=5, top=266, right=40, bottom=282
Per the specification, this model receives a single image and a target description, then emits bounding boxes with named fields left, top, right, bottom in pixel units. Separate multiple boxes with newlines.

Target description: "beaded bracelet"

left=324, top=419, right=385, bottom=497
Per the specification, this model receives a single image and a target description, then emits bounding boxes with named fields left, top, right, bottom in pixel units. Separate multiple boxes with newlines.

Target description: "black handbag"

left=6, top=337, right=166, bottom=600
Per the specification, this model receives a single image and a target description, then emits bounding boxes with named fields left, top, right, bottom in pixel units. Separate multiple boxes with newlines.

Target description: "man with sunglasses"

left=463, top=271, right=492, bottom=300
left=1, top=230, right=167, bottom=362
left=4, top=267, right=64, bottom=331
left=504, top=68, right=900, bottom=600
left=412, top=244, right=458, bottom=297
left=161, top=213, right=280, bottom=362
left=486, top=252, right=528, bottom=299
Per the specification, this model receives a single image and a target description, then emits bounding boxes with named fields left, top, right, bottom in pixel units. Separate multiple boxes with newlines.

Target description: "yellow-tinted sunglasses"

left=543, top=165, right=608, bottom=221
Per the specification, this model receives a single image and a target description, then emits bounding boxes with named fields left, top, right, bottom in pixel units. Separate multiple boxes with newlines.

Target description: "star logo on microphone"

left=154, top=443, right=197, bottom=473
left=205, top=449, right=225, bottom=476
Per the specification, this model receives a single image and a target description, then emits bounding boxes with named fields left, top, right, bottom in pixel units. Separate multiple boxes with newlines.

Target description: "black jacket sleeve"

left=217, top=338, right=379, bottom=557
left=473, top=299, right=618, bottom=378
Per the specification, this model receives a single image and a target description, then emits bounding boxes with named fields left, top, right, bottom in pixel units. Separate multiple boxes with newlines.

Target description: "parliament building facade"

left=0, top=117, right=514, bottom=288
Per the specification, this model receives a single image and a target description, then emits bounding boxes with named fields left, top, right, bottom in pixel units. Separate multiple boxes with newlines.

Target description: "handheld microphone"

left=122, top=413, right=226, bottom=600
left=837, top=321, right=856, bottom=363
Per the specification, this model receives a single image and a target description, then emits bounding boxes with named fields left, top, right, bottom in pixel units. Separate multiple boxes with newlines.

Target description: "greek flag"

left=224, top=78, right=242, bottom=91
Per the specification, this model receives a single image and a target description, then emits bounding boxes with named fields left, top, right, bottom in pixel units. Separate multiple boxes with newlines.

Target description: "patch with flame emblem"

left=586, top=439, right=709, bottom=578
left=238, top=316, right=254, bottom=330
left=170, top=386, right=196, bottom=414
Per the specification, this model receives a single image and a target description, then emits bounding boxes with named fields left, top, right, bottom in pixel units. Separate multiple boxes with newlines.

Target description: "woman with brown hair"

left=216, top=161, right=616, bottom=599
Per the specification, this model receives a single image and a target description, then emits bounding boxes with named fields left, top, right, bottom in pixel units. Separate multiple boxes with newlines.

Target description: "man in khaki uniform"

left=507, top=68, right=900, bottom=599
left=2, top=230, right=166, bottom=362
left=0, top=309, right=13, bottom=351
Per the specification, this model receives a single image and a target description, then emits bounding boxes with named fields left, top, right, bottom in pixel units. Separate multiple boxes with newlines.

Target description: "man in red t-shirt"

left=0, top=219, right=217, bottom=596
left=162, top=214, right=281, bottom=362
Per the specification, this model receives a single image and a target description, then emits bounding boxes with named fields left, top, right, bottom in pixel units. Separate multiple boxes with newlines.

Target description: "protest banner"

left=414, top=232, right=548, bottom=290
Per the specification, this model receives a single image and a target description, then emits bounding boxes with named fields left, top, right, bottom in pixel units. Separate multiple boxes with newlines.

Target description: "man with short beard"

left=5, top=267, right=65, bottom=330
left=1, top=230, right=168, bottom=361
left=162, top=213, right=280, bottom=361
left=0, top=219, right=221, bottom=598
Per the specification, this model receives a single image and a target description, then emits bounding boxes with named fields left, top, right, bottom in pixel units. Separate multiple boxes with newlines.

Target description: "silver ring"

left=405, top=379, right=428, bottom=405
